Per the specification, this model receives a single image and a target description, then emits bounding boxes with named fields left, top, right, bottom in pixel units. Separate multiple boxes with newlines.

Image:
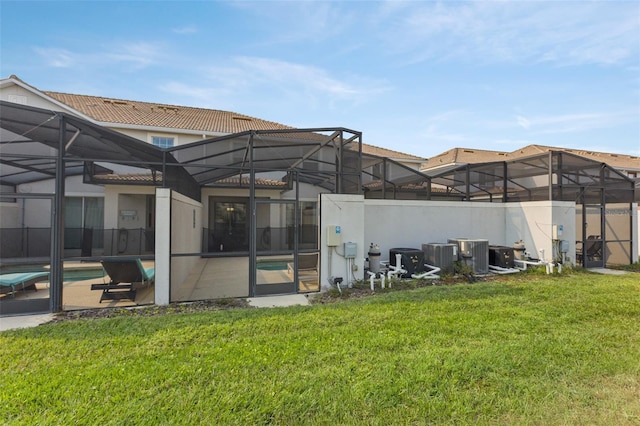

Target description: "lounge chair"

left=91, top=258, right=155, bottom=303
left=0, top=272, right=49, bottom=298
left=287, top=253, right=318, bottom=278
left=577, top=235, right=603, bottom=264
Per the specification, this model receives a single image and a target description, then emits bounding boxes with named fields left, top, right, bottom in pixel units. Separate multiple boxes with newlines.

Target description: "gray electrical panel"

left=344, top=242, right=357, bottom=259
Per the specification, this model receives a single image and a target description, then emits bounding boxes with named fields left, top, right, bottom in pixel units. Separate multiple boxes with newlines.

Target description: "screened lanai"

left=1, top=100, right=636, bottom=314
left=426, top=152, right=636, bottom=267
left=0, top=101, right=433, bottom=313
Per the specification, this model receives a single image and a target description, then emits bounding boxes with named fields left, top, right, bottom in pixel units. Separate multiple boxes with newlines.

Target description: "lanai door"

left=577, top=188, right=605, bottom=268
left=254, top=199, right=296, bottom=295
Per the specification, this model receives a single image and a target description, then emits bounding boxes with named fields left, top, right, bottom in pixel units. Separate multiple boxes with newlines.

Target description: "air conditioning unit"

left=448, top=238, right=489, bottom=274
left=389, top=248, right=424, bottom=278
left=489, top=245, right=515, bottom=268
left=422, top=243, right=457, bottom=274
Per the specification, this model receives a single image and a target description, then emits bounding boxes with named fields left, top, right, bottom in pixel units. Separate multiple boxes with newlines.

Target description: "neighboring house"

left=421, top=145, right=640, bottom=185
left=421, top=144, right=640, bottom=259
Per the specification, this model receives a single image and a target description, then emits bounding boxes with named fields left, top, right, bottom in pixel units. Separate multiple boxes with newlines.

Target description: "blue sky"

left=1, top=1, right=639, bottom=158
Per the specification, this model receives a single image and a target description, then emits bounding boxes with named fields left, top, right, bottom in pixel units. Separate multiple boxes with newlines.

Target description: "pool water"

left=256, top=261, right=288, bottom=271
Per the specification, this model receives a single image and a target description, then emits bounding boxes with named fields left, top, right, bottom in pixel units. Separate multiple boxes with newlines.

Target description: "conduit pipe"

left=488, top=265, right=521, bottom=275
left=366, top=271, right=386, bottom=291
left=411, top=264, right=441, bottom=280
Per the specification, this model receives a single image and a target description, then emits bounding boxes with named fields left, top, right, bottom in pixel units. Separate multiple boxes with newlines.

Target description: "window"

left=152, top=136, right=174, bottom=148
left=64, top=197, right=104, bottom=249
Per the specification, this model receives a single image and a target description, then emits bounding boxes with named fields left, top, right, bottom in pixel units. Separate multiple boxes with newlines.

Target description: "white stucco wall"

left=504, top=201, right=576, bottom=263
left=170, top=190, right=203, bottom=293
left=155, top=188, right=171, bottom=305
left=1, top=84, right=65, bottom=110
left=320, top=197, right=584, bottom=286
left=319, top=193, right=365, bottom=289
left=364, top=200, right=506, bottom=261
left=0, top=202, right=20, bottom=228
left=154, top=188, right=203, bottom=306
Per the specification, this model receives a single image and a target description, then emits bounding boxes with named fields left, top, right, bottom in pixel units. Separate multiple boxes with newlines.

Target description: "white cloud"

left=378, top=1, right=640, bottom=67
left=202, top=56, right=391, bottom=105
left=227, top=1, right=354, bottom=45
left=104, top=42, right=163, bottom=69
left=516, top=116, right=530, bottom=130
left=34, top=41, right=164, bottom=71
left=33, top=48, right=75, bottom=68
left=521, top=111, right=637, bottom=135
left=172, top=25, right=197, bottom=35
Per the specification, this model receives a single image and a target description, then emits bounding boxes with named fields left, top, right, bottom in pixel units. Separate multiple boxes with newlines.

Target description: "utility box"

left=344, top=242, right=357, bottom=259
left=327, top=225, right=342, bottom=247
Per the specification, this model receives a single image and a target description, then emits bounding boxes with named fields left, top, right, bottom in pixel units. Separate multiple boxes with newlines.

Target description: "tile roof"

left=351, top=143, right=425, bottom=161
left=92, top=173, right=287, bottom=188
left=422, top=145, right=639, bottom=172
left=42, top=90, right=422, bottom=161
left=44, top=91, right=293, bottom=134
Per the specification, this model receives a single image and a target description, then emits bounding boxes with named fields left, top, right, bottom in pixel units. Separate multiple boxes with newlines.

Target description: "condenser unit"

left=422, top=243, right=456, bottom=274
left=448, top=238, right=489, bottom=274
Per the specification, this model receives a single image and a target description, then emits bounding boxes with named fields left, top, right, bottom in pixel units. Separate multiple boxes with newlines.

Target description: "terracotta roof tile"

left=349, top=143, right=425, bottom=161
left=93, top=173, right=287, bottom=187
left=43, top=91, right=420, bottom=161
left=423, top=145, right=639, bottom=172
left=44, top=92, right=293, bottom=134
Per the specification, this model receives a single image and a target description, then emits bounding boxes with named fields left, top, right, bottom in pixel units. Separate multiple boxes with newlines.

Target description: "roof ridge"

left=514, top=144, right=637, bottom=159
left=360, top=142, right=424, bottom=160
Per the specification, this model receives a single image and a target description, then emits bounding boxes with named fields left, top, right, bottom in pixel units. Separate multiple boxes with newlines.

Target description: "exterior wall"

left=170, top=191, right=203, bottom=290
left=364, top=200, right=506, bottom=260
left=111, top=128, right=203, bottom=147
left=155, top=188, right=171, bottom=305
left=154, top=188, right=203, bottom=306
left=505, top=201, right=575, bottom=263
left=103, top=185, right=155, bottom=229
left=319, top=193, right=365, bottom=290
left=0, top=202, right=20, bottom=228
left=551, top=202, right=577, bottom=263
left=0, top=84, right=64, bottom=110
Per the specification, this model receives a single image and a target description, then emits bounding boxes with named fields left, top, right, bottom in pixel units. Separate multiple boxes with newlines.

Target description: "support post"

left=50, top=115, right=65, bottom=312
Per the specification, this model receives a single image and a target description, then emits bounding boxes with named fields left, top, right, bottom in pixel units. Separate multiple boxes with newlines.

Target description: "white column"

left=155, top=188, right=171, bottom=305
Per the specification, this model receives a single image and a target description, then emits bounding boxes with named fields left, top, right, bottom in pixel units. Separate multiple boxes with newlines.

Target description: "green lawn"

left=2, top=272, right=639, bottom=425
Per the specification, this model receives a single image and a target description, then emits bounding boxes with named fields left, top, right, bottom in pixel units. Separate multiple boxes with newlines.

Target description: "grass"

left=2, top=271, right=640, bottom=425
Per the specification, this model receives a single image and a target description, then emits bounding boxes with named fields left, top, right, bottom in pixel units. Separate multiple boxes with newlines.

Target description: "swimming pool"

left=256, top=261, right=288, bottom=271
